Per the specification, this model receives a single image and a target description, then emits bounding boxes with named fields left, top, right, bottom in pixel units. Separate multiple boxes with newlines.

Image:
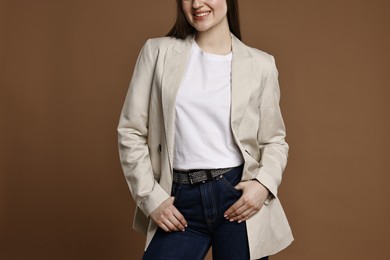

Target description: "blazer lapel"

left=161, top=36, right=193, bottom=171
left=231, top=35, right=254, bottom=131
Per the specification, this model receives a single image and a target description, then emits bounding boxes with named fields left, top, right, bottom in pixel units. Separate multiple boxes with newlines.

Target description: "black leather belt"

left=173, top=167, right=233, bottom=185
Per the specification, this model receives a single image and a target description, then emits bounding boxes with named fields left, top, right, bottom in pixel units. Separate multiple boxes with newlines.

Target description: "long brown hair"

left=167, top=0, right=241, bottom=40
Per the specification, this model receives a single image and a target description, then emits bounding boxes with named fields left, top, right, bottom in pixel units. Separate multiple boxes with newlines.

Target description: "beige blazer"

left=118, top=34, right=293, bottom=259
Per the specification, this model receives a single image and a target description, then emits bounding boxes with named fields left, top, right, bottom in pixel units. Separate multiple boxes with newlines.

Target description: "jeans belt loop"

left=206, top=170, right=213, bottom=180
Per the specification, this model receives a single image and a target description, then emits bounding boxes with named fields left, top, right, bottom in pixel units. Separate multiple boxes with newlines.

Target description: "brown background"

left=1, top=0, right=389, bottom=259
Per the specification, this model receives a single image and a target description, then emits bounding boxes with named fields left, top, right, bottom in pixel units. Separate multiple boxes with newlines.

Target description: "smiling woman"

left=118, top=0, right=293, bottom=259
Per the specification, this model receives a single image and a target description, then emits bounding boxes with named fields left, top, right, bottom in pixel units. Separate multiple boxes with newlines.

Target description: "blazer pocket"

left=245, top=149, right=261, bottom=162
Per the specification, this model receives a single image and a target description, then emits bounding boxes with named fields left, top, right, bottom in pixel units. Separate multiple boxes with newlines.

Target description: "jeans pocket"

left=171, top=183, right=183, bottom=205
left=220, top=175, right=242, bottom=196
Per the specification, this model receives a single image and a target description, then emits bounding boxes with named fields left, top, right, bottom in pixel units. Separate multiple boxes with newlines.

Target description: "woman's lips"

left=193, top=11, right=211, bottom=19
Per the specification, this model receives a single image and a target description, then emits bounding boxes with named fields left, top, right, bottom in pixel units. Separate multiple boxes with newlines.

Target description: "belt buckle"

left=188, top=172, right=196, bottom=184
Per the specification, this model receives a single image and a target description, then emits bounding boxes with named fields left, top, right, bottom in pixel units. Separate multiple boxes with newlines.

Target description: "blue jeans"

left=143, top=165, right=269, bottom=260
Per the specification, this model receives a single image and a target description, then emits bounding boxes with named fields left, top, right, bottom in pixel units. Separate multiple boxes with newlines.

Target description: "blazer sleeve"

left=253, top=55, right=289, bottom=199
left=117, top=39, right=170, bottom=217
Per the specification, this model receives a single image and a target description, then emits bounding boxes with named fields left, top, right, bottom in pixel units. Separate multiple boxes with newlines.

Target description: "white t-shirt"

left=173, top=42, right=243, bottom=170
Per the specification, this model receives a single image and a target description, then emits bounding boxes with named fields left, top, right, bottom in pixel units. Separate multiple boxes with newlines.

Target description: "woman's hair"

left=167, top=0, right=241, bottom=40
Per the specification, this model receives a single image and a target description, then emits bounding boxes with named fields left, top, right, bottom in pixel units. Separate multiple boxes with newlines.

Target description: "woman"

left=118, top=0, right=293, bottom=259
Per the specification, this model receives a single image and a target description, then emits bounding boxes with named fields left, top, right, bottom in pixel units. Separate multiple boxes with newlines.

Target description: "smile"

left=194, top=11, right=211, bottom=17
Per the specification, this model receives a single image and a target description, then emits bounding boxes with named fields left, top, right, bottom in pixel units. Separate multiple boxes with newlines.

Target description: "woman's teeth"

left=195, top=12, right=210, bottom=17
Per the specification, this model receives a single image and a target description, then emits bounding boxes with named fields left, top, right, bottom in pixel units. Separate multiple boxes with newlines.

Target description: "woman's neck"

left=195, top=18, right=232, bottom=55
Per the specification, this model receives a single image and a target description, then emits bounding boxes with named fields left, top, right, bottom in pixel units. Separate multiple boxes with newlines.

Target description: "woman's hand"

left=150, top=197, right=188, bottom=232
left=224, top=180, right=270, bottom=223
